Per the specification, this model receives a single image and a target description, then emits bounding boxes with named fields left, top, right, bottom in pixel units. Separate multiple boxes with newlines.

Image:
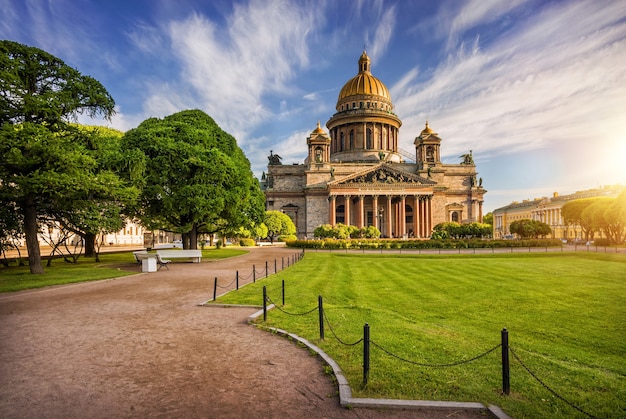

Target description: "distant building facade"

left=263, top=51, right=486, bottom=239
left=493, top=185, right=626, bottom=240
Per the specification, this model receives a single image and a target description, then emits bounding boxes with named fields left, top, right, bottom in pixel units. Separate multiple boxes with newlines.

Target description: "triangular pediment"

left=328, top=164, right=435, bottom=186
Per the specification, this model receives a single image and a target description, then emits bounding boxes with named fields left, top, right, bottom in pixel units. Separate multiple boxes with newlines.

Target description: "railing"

left=260, top=288, right=601, bottom=419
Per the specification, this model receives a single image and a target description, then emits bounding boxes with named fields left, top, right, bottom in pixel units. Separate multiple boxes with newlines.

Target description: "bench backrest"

left=156, top=250, right=202, bottom=258
left=133, top=251, right=152, bottom=261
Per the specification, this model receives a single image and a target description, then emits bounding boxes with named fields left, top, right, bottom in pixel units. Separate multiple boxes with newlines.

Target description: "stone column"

left=345, top=195, right=351, bottom=226
left=357, top=196, right=364, bottom=228
left=372, top=195, right=379, bottom=230
left=400, top=195, right=406, bottom=238
left=329, top=195, right=336, bottom=226
left=413, top=195, right=420, bottom=238
left=425, top=195, right=433, bottom=237
left=386, top=196, right=392, bottom=238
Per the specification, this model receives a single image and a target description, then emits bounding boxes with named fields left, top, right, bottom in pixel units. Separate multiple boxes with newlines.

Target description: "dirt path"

left=0, top=247, right=486, bottom=418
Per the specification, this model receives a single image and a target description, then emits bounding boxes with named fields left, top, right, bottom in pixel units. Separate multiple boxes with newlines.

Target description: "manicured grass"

left=0, top=248, right=248, bottom=292
left=215, top=252, right=626, bottom=418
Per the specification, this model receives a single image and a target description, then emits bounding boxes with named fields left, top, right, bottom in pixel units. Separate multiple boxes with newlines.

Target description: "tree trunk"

left=182, top=232, right=189, bottom=249
left=189, top=225, right=198, bottom=250
left=84, top=232, right=96, bottom=258
left=22, top=202, right=44, bottom=274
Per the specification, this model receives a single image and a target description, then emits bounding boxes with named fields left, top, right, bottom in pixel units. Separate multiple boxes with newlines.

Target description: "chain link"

left=323, top=310, right=364, bottom=346
left=370, top=339, right=501, bottom=367
left=509, top=347, right=597, bottom=419
left=266, top=295, right=318, bottom=316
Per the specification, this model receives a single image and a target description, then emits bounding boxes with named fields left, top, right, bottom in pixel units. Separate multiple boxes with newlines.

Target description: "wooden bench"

left=156, top=249, right=202, bottom=263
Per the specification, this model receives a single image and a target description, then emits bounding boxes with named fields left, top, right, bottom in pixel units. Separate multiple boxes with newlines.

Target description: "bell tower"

left=414, top=121, right=441, bottom=170
left=306, top=121, right=331, bottom=165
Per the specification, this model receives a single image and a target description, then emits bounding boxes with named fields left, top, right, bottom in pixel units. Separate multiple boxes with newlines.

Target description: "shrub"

left=239, top=238, right=256, bottom=247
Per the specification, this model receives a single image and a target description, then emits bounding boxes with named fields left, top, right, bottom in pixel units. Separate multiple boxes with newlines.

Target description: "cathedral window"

left=349, top=130, right=354, bottom=149
left=340, top=132, right=345, bottom=151
left=366, top=128, right=373, bottom=149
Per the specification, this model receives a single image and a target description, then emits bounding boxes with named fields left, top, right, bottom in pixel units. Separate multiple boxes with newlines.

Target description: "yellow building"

left=493, top=185, right=626, bottom=241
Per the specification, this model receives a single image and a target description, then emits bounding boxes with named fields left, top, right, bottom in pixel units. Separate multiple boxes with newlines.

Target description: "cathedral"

left=263, top=51, right=486, bottom=239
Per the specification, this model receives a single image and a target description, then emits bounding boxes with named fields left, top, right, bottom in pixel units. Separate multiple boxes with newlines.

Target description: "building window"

left=349, top=130, right=354, bottom=149
left=340, top=132, right=345, bottom=151
left=366, top=128, right=373, bottom=149
left=451, top=212, right=459, bottom=222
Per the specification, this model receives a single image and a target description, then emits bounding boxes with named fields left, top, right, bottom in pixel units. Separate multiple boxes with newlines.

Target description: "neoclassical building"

left=263, top=51, right=486, bottom=239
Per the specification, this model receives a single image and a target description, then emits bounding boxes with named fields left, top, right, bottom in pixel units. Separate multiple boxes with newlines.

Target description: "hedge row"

left=286, top=238, right=564, bottom=250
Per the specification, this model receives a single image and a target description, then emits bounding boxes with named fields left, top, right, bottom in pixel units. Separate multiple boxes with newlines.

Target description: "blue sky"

left=2, top=0, right=625, bottom=212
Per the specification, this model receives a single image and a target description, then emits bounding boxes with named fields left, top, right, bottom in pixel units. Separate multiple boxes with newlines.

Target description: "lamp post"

left=378, top=206, right=384, bottom=238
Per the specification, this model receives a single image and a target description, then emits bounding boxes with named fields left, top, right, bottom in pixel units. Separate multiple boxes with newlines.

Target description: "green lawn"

left=0, top=248, right=248, bottom=292
left=215, top=252, right=626, bottom=418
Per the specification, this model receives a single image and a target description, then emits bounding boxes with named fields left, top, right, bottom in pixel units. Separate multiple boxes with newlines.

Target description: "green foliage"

left=482, top=212, right=493, bottom=226
left=562, top=198, right=598, bottom=240
left=313, top=223, right=381, bottom=239
left=218, top=252, right=626, bottom=418
left=277, top=234, right=297, bottom=242
left=264, top=211, right=296, bottom=243
left=581, top=195, right=625, bottom=244
left=432, top=222, right=492, bottom=239
left=0, top=40, right=115, bottom=125
left=239, top=238, right=256, bottom=247
left=509, top=218, right=552, bottom=238
left=290, top=238, right=563, bottom=249
left=0, top=41, right=116, bottom=274
left=120, top=110, right=264, bottom=248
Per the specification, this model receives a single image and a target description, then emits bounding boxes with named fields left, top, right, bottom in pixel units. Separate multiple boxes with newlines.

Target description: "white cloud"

left=394, top=0, right=626, bottom=164
left=155, top=0, right=317, bottom=146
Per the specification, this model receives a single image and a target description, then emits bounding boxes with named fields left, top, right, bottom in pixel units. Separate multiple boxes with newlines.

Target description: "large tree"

left=0, top=41, right=115, bottom=274
left=121, top=110, right=264, bottom=249
left=561, top=198, right=602, bottom=241
left=50, top=126, right=138, bottom=260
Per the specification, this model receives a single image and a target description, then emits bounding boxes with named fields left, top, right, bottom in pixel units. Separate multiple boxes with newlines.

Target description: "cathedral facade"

left=263, top=51, right=486, bottom=239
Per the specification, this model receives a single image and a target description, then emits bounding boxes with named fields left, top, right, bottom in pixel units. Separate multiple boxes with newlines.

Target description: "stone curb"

left=248, top=306, right=511, bottom=419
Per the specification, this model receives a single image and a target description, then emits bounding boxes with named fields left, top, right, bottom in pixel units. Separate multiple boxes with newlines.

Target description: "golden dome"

left=421, top=121, right=436, bottom=135
left=311, top=121, right=325, bottom=135
left=337, top=51, right=391, bottom=102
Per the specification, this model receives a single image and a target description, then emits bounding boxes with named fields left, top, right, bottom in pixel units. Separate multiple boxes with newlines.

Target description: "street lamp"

left=378, top=206, right=384, bottom=238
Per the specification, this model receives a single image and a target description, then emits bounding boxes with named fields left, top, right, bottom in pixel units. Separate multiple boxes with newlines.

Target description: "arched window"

left=451, top=212, right=459, bottom=222
left=315, top=147, right=323, bottom=162
left=340, top=132, right=345, bottom=151
left=349, top=130, right=354, bottom=149
left=426, top=146, right=434, bottom=162
left=366, top=128, right=373, bottom=149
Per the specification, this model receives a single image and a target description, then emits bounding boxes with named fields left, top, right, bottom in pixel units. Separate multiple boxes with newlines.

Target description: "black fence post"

left=263, top=286, right=267, bottom=321
left=236, top=271, right=239, bottom=290
left=282, top=279, right=285, bottom=306
left=282, top=257, right=284, bottom=270
left=501, top=328, right=510, bottom=395
left=253, top=265, right=256, bottom=282
left=318, top=295, right=324, bottom=340
left=274, top=259, right=277, bottom=274
left=265, top=261, right=268, bottom=278
left=363, top=323, right=370, bottom=388
left=213, top=277, right=218, bottom=301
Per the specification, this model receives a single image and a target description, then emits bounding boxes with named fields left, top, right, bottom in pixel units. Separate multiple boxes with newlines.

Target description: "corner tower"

left=414, top=121, right=442, bottom=169
left=326, top=51, right=402, bottom=163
